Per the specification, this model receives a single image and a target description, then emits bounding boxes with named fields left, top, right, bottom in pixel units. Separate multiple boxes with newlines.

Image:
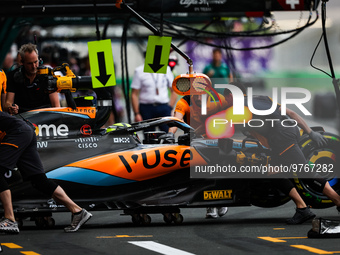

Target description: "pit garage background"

left=1, top=0, right=340, bottom=132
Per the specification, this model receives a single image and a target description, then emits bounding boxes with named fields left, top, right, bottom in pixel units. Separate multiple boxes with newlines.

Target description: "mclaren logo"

left=204, top=190, right=232, bottom=200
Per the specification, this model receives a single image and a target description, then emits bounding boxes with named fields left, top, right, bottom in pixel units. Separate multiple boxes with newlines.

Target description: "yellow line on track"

left=259, top=237, right=340, bottom=254
left=258, top=237, right=286, bottom=243
left=258, top=236, right=307, bottom=243
left=1, top=243, right=22, bottom=248
left=291, top=245, right=335, bottom=254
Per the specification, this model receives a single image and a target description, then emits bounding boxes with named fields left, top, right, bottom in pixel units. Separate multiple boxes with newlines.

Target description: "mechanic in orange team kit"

left=0, top=110, right=92, bottom=234
left=168, top=88, right=231, bottom=219
left=0, top=69, right=7, bottom=112
left=225, top=82, right=340, bottom=224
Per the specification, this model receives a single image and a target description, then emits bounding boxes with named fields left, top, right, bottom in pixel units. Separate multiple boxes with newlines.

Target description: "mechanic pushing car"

left=0, top=110, right=92, bottom=234
left=224, top=82, right=340, bottom=224
left=168, top=87, right=231, bottom=219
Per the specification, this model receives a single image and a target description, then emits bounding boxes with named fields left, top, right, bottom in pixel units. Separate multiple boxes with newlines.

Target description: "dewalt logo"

left=204, top=190, right=232, bottom=200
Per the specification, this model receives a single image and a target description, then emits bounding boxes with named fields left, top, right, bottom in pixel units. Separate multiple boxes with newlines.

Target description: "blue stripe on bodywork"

left=46, top=167, right=135, bottom=186
left=50, top=112, right=91, bottom=119
left=329, top=178, right=338, bottom=186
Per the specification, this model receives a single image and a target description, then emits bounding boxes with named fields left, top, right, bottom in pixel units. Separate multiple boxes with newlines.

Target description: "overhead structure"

left=0, top=0, right=320, bottom=17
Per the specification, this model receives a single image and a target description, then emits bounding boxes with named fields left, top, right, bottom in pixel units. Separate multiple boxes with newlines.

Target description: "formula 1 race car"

left=2, top=97, right=340, bottom=228
left=1, top=58, right=339, bottom=228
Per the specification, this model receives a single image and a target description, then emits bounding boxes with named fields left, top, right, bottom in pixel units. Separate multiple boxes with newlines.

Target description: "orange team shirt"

left=0, top=69, right=7, bottom=111
left=0, top=69, right=7, bottom=141
left=174, top=93, right=230, bottom=129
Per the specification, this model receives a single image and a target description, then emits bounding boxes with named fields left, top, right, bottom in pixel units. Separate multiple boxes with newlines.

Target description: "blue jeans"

left=139, top=103, right=172, bottom=132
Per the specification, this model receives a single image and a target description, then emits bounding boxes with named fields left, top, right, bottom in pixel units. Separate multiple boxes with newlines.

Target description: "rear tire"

left=294, top=132, right=340, bottom=209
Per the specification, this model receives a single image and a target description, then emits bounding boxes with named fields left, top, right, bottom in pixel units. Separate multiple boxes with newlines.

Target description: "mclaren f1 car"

left=1, top=65, right=339, bottom=228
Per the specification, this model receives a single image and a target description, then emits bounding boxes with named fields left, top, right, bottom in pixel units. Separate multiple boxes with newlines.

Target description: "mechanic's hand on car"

left=134, top=113, right=143, bottom=122
left=159, top=132, right=175, bottom=144
left=8, top=104, right=19, bottom=115
left=308, top=130, right=327, bottom=147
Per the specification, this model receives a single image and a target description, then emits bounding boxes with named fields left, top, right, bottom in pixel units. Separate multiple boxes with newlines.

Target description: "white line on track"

left=128, top=241, right=196, bottom=255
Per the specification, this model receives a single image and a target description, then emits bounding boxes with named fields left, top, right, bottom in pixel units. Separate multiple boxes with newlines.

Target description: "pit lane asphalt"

left=1, top=201, right=339, bottom=255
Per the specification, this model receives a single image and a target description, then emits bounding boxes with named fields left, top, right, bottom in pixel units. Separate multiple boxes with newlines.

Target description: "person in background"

left=10, top=52, right=22, bottom=71
left=5, top=43, right=60, bottom=115
left=168, top=54, right=179, bottom=76
left=203, top=48, right=233, bottom=83
left=131, top=54, right=177, bottom=132
left=1, top=52, right=14, bottom=74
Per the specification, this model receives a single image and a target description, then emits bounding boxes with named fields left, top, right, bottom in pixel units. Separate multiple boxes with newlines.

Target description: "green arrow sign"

left=144, top=35, right=172, bottom=74
left=88, top=39, right=116, bottom=88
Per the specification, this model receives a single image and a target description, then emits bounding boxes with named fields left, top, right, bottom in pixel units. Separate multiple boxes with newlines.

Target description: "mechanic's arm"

left=284, top=108, right=312, bottom=134
left=131, top=88, right=143, bottom=122
left=168, top=111, right=184, bottom=134
left=1, top=92, right=6, bottom=112
left=49, top=92, right=61, bottom=107
left=169, top=88, right=178, bottom=109
left=5, top=92, right=18, bottom=115
left=284, top=107, right=327, bottom=146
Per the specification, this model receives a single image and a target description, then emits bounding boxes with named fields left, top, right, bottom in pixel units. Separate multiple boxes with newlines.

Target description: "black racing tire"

left=163, top=213, right=173, bottom=224
left=141, top=214, right=151, bottom=225
left=35, top=217, right=46, bottom=229
left=173, top=213, right=183, bottom=225
left=250, top=179, right=291, bottom=208
left=131, top=214, right=142, bottom=225
left=294, top=131, right=340, bottom=209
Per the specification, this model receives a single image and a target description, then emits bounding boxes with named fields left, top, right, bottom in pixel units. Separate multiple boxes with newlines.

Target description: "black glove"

left=159, top=132, right=175, bottom=144
left=309, top=131, right=327, bottom=147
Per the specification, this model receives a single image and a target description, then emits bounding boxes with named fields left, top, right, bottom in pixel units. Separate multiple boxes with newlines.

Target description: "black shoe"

left=286, top=207, right=316, bottom=225
left=337, top=206, right=340, bottom=213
